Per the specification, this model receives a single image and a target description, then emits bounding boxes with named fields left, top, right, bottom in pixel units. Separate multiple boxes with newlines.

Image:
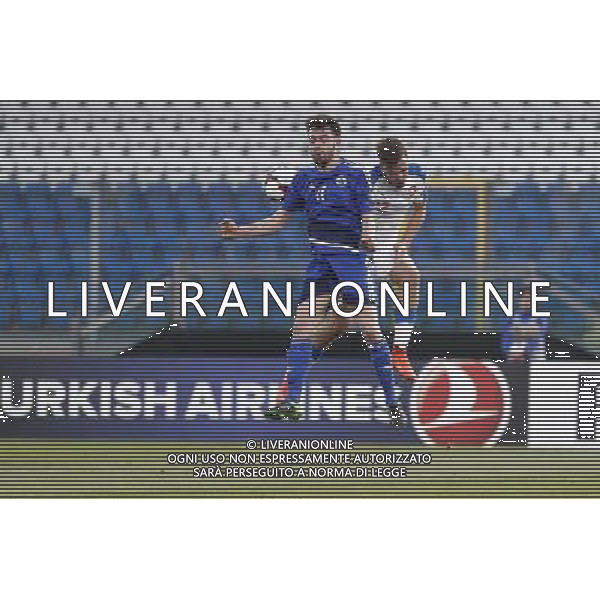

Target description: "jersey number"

left=316, top=186, right=326, bottom=204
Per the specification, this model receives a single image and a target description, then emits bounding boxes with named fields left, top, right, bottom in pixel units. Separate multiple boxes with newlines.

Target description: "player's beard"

left=312, top=149, right=336, bottom=169
left=384, top=168, right=407, bottom=188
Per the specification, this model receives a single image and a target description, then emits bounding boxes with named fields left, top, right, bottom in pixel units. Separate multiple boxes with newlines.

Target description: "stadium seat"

left=22, top=184, right=52, bottom=208
left=235, top=182, right=271, bottom=222
left=208, top=184, right=247, bottom=230
left=13, top=277, right=46, bottom=328
left=0, top=184, right=21, bottom=209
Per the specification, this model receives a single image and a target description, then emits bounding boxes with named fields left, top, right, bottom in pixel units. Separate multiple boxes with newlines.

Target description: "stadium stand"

left=0, top=101, right=597, bottom=356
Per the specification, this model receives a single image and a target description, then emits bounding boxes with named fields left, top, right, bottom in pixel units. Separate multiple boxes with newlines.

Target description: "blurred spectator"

left=501, top=284, right=549, bottom=361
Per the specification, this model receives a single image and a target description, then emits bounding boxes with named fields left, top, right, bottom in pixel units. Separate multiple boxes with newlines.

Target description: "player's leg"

left=331, top=250, right=410, bottom=427
left=271, top=307, right=346, bottom=407
left=265, top=293, right=331, bottom=420
left=311, top=307, right=347, bottom=359
left=354, top=304, right=411, bottom=427
left=270, top=252, right=346, bottom=409
left=388, top=252, right=420, bottom=381
left=267, top=254, right=326, bottom=413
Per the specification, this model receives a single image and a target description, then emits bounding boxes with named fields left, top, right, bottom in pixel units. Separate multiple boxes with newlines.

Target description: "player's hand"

left=219, top=219, right=239, bottom=237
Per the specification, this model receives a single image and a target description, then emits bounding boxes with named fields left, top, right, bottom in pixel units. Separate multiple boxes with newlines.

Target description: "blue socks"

left=284, top=338, right=411, bottom=410
left=368, top=341, right=399, bottom=407
left=285, top=338, right=314, bottom=405
left=394, top=315, right=416, bottom=349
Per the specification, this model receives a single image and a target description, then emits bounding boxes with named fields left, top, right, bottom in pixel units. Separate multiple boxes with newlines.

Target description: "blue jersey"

left=283, top=160, right=371, bottom=250
left=370, top=163, right=427, bottom=185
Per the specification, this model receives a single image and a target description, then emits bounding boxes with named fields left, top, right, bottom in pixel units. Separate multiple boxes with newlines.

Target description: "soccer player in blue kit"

left=219, top=115, right=409, bottom=426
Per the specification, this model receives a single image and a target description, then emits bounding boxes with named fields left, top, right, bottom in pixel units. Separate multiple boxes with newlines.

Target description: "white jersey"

left=369, top=174, right=426, bottom=279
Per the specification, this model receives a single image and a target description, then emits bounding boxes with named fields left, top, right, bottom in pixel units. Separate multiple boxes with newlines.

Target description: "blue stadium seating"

left=0, top=180, right=597, bottom=336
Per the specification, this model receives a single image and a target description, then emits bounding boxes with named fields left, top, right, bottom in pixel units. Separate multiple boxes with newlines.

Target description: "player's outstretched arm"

left=218, top=208, right=290, bottom=238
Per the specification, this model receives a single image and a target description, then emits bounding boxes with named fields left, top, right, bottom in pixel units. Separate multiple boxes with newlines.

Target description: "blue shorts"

left=299, top=244, right=373, bottom=307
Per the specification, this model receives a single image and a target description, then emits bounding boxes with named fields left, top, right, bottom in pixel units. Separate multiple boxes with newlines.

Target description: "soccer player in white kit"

left=366, top=137, right=428, bottom=380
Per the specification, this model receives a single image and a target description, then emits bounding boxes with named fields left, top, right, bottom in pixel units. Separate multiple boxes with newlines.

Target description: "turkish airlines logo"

left=410, top=360, right=512, bottom=446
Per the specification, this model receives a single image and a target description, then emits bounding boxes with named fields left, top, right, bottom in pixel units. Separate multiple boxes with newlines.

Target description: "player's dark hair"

left=377, top=137, right=407, bottom=165
left=306, top=114, right=341, bottom=137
